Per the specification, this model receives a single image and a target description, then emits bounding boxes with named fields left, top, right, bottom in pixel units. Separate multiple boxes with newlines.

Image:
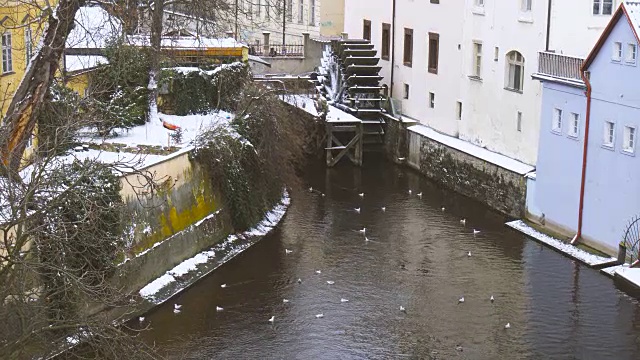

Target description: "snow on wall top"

left=65, top=55, right=108, bottom=72
left=126, top=35, right=247, bottom=49
left=67, top=6, right=123, bottom=49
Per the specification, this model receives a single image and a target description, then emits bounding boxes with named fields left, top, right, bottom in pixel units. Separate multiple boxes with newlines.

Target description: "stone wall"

left=406, top=130, right=527, bottom=218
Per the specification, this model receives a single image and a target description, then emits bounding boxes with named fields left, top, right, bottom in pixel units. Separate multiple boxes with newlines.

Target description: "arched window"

left=505, top=51, right=525, bottom=92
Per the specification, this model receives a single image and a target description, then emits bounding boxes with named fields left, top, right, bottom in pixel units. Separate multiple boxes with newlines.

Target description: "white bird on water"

left=399, top=306, right=406, bottom=313
left=173, top=308, right=181, bottom=314
left=220, top=284, right=227, bottom=288
left=441, top=207, right=446, bottom=211
left=138, top=316, right=145, bottom=322
left=309, top=187, right=313, bottom=192
left=316, top=313, right=324, bottom=319
left=505, top=323, right=511, bottom=329
left=381, top=206, right=386, bottom=212
left=467, top=251, right=472, bottom=257
left=417, top=192, right=423, bottom=199
left=315, top=270, right=322, bottom=274
left=297, top=278, right=302, bottom=284
left=285, top=249, right=293, bottom=254
left=358, top=192, right=365, bottom=198
left=458, top=296, right=465, bottom=304
left=341, top=298, right=349, bottom=303
left=283, top=299, right=290, bottom=303
left=268, top=316, right=275, bottom=323
left=473, top=229, right=481, bottom=235
left=398, top=157, right=406, bottom=161
left=408, top=190, right=412, bottom=195
left=460, top=219, right=466, bottom=225
left=365, top=236, right=371, bottom=242
left=327, top=280, right=335, bottom=285
left=358, top=227, right=366, bottom=234
left=216, top=306, right=223, bottom=312
left=174, top=304, right=182, bottom=310
left=490, top=295, right=495, bottom=302
left=354, top=207, right=361, bottom=214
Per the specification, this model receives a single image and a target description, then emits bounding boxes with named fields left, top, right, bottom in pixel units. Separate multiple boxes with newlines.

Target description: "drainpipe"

left=389, top=0, right=396, bottom=98
left=572, top=69, right=592, bottom=245
left=545, top=0, right=552, bottom=51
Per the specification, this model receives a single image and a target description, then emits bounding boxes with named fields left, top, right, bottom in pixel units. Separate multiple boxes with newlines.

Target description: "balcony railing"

left=251, top=43, right=304, bottom=57
left=537, top=52, right=584, bottom=80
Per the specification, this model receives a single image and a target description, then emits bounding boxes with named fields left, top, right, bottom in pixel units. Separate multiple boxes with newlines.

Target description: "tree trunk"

left=0, top=0, right=87, bottom=177
left=147, top=0, right=164, bottom=123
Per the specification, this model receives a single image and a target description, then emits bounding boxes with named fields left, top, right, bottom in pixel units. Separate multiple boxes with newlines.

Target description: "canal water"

left=137, top=159, right=640, bottom=359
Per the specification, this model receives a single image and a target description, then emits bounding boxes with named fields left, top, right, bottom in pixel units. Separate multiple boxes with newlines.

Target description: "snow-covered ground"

left=506, top=220, right=617, bottom=267
left=81, top=111, right=234, bottom=149
left=138, top=191, right=290, bottom=303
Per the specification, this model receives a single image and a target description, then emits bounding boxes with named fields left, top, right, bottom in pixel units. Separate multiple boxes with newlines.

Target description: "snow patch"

left=408, top=124, right=535, bottom=175
left=614, top=266, right=640, bottom=289
left=139, top=274, right=176, bottom=298
left=506, top=220, right=617, bottom=267
left=283, top=95, right=320, bottom=117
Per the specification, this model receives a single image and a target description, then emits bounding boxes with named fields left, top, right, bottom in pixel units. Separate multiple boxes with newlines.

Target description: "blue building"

left=532, top=1, right=640, bottom=255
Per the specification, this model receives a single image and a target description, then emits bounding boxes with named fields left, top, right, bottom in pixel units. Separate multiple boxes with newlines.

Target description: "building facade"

left=343, top=0, right=619, bottom=166
left=533, top=2, right=640, bottom=254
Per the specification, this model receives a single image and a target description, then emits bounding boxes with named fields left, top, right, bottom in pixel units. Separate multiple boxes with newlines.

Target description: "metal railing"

left=537, top=52, right=584, bottom=80
left=251, top=43, right=304, bottom=57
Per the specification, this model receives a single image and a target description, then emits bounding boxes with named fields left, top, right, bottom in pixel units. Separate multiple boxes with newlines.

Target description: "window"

left=403, top=83, right=410, bottom=99
left=475, top=0, right=484, bottom=6
left=430, top=0, right=440, bottom=3
left=429, top=92, right=435, bottom=108
left=428, top=32, right=439, bottom=74
left=604, top=121, right=615, bottom=147
left=506, top=51, right=525, bottom=92
left=456, top=101, right=462, bottom=120
left=24, top=27, right=32, bottom=66
left=593, top=0, right=613, bottom=15
left=381, top=23, right=390, bottom=60
left=552, top=108, right=562, bottom=132
left=517, top=111, right=523, bottom=132
left=569, top=113, right=580, bottom=137
left=298, top=0, right=304, bottom=24
left=613, top=42, right=622, bottom=61
left=363, top=20, right=371, bottom=41
left=521, top=0, right=532, bottom=11
left=286, top=0, right=293, bottom=21
left=624, top=126, right=636, bottom=152
left=494, top=47, right=499, bottom=61
left=627, top=43, right=637, bottom=63
left=403, top=28, right=413, bottom=67
left=2, top=32, right=12, bottom=73
left=309, top=0, right=315, bottom=25
left=472, top=41, right=482, bottom=78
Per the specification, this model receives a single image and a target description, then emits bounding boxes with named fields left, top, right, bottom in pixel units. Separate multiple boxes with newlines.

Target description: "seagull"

left=354, top=207, right=361, bottom=213
left=467, top=251, right=472, bottom=257
left=473, top=229, right=480, bottom=235
left=138, top=316, right=145, bottom=322
left=460, top=219, right=466, bottom=225
left=315, top=313, right=324, bottom=318
left=458, top=296, right=465, bottom=304
left=365, top=236, right=371, bottom=242
left=358, top=192, right=365, bottom=198
left=358, top=227, right=366, bottom=234
left=381, top=206, right=386, bottom=212
left=220, top=284, right=227, bottom=288
left=490, top=295, right=495, bottom=302
left=216, top=306, right=223, bottom=311
left=174, top=304, right=182, bottom=310
left=399, top=306, right=406, bottom=313
left=441, top=207, right=446, bottom=211
left=341, top=298, right=349, bottom=303
left=321, top=193, right=325, bottom=197
left=283, top=299, right=290, bottom=303
left=173, top=308, right=181, bottom=314
left=268, top=316, right=275, bottom=323
left=326, top=280, right=335, bottom=285
left=315, top=270, right=322, bottom=274
left=505, top=322, right=511, bottom=329
left=309, top=187, right=313, bottom=192
left=297, top=278, right=302, bottom=284
left=408, top=190, right=412, bottom=195
left=398, top=157, right=406, bottom=161
left=417, top=192, right=423, bottom=199
left=285, top=249, right=293, bottom=254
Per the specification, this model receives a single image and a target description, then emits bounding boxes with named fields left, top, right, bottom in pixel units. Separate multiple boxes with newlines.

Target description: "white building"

left=344, top=0, right=617, bottom=165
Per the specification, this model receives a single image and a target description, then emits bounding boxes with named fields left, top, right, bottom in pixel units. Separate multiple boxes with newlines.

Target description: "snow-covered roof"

left=126, top=35, right=247, bottom=49
left=624, top=1, right=640, bottom=33
left=65, top=55, right=108, bottom=73
left=67, top=6, right=123, bottom=49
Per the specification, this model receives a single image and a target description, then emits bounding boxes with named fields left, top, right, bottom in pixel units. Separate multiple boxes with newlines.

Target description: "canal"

left=136, top=158, right=640, bottom=359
